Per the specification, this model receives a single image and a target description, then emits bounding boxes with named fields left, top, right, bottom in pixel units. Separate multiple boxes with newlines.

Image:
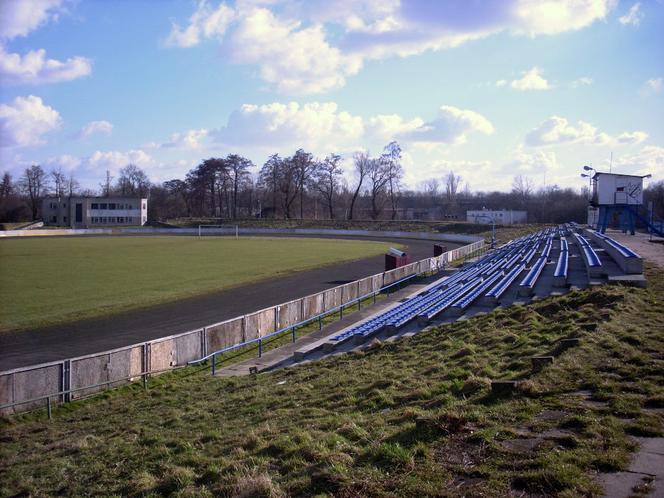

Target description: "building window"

left=142, top=203, right=146, bottom=209
left=51, top=215, right=57, bottom=222
left=117, top=217, right=124, bottom=223
left=91, top=203, right=98, bottom=209
left=63, top=216, right=67, bottom=223
left=100, top=203, right=108, bottom=209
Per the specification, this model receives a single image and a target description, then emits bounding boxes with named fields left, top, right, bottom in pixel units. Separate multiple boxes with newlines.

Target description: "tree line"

left=2, top=142, right=663, bottom=226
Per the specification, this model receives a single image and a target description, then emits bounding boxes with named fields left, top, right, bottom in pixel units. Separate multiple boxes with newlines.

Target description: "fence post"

left=258, top=339, right=263, bottom=357
left=292, top=326, right=296, bottom=343
left=46, top=396, right=51, bottom=420
left=62, top=360, right=71, bottom=403
left=211, top=353, right=216, bottom=376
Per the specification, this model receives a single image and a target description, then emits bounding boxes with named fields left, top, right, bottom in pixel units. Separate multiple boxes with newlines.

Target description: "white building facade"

left=42, top=197, right=148, bottom=227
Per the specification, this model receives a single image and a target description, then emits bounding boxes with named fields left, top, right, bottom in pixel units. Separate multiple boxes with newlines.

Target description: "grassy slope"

left=1, top=265, right=662, bottom=497
left=0, top=236, right=390, bottom=333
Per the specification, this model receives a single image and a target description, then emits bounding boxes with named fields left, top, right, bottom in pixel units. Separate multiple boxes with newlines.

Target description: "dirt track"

left=0, top=235, right=458, bottom=370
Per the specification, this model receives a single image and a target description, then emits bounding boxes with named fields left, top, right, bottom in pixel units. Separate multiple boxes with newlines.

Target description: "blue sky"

left=1, top=0, right=663, bottom=192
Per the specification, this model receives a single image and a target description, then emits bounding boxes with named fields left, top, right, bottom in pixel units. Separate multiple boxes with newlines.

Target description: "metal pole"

left=258, top=339, right=262, bottom=357
left=46, top=396, right=52, bottom=420
left=211, top=353, right=216, bottom=376
left=292, top=326, right=296, bottom=343
left=340, top=305, right=343, bottom=319
left=318, top=316, right=322, bottom=329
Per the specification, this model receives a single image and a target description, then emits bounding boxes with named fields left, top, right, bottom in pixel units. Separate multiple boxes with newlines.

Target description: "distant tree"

left=381, top=141, right=404, bottom=220
left=367, top=156, right=390, bottom=220
left=19, top=165, right=49, bottom=220
left=348, top=151, right=370, bottom=220
left=291, top=149, right=315, bottom=219
left=259, top=154, right=282, bottom=218
left=444, top=171, right=462, bottom=202
left=226, top=154, right=253, bottom=219
left=50, top=168, right=67, bottom=198
left=512, top=175, right=533, bottom=201
left=67, top=172, right=80, bottom=197
left=117, top=164, right=151, bottom=197
left=312, top=153, right=343, bottom=219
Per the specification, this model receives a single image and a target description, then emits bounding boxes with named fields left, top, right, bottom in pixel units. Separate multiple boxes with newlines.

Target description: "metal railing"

left=189, top=272, right=421, bottom=375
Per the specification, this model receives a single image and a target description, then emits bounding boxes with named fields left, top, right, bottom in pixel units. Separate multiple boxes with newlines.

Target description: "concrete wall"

left=0, top=236, right=485, bottom=414
left=206, top=318, right=244, bottom=351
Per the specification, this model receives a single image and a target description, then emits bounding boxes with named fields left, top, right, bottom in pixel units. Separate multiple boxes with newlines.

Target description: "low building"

left=42, top=196, right=148, bottom=227
left=466, top=209, right=527, bottom=225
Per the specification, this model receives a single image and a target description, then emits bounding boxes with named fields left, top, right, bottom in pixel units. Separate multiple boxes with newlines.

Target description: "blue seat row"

left=593, top=231, right=640, bottom=258
left=331, top=226, right=560, bottom=341
left=519, top=255, right=547, bottom=288
left=451, top=271, right=504, bottom=310
left=573, top=233, right=602, bottom=267
left=554, top=237, right=569, bottom=278
left=485, top=263, right=526, bottom=298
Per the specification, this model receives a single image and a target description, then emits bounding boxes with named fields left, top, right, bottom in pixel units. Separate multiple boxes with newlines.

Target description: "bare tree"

left=117, top=164, right=151, bottom=197
left=50, top=168, right=67, bottom=198
left=312, top=153, right=343, bottom=219
left=259, top=154, right=282, bottom=218
left=67, top=172, right=80, bottom=197
left=444, top=171, right=462, bottom=202
left=367, top=157, right=390, bottom=220
left=226, top=154, right=253, bottom=219
left=348, top=151, right=370, bottom=220
left=19, top=165, right=49, bottom=220
left=292, top=149, right=315, bottom=219
left=512, top=174, right=533, bottom=201
left=381, top=141, right=404, bottom=220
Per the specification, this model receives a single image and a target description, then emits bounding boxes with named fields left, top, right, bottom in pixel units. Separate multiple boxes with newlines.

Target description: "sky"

left=0, top=0, right=663, bottom=193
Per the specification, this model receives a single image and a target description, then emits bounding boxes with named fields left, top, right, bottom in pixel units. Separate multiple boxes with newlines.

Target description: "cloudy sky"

left=1, top=0, right=662, bottom=192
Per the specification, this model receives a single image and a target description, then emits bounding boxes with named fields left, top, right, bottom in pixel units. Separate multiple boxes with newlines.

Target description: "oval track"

left=0, top=235, right=460, bottom=370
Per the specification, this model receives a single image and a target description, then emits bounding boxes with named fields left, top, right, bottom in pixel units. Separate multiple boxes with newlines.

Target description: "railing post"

left=46, top=396, right=51, bottom=420
left=258, top=339, right=263, bottom=357
left=292, top=326, right=296, bottom=343
left=340, top=305, right=343, bottom=319
left=318, top=316, right=322, bottom=329
left=211, top=353, right=216, bottom=376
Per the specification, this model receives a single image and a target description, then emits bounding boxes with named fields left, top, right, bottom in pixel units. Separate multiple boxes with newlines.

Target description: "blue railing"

left=189, top=272, right=420, bottom=374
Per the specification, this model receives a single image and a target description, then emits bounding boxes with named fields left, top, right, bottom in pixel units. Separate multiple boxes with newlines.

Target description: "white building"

left=42, top=196, right=148, bottom=227
left=466, top=209, right=527, bottom=225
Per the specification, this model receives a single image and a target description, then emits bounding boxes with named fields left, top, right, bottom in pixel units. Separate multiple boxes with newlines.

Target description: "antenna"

left=609, top=152, right=613, bottom=173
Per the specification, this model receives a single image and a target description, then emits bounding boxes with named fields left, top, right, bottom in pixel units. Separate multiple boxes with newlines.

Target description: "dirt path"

left=608, top=230, right=664, bottom=268
left=0, top=235, right=455, bottom=370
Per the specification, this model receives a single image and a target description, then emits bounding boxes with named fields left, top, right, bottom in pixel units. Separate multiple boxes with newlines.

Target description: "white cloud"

left=87, top=149, right=155, bottom=175
left=641, top=77, right=662, bottom=96
left=525, top=116, right=646, bottom=147
left=0, top=0, right=67, bottom=40
left=509, top=67, right=551, bottom=90
left=165, top=0, right=615, bottom=94
left=401, top=106, right=494, bottom=144
left=228, top=8, right=362, bottom=94
left=211, top=101, right=492, bottom=154
left=570, top=76, right=593, bottom=88
left=43, top=154, right=82, bottom=172
left=0, top=95, right=61, bottom=147
left=78, top=120, right=113, bottom=139
left=0, top=46, right=91, bottom=84
left=505, top=146, right=561, bottom=174
left=214, top=101, right=364, bottom=150
left=161, top=128, right=209, bottom=149
left=611, top=145, right=664, bottom=177
left=616, top=131, right=648, bottom=145
left=619, top=2, right=643, bottom=26
left=163, top=0, right=235, bottom=47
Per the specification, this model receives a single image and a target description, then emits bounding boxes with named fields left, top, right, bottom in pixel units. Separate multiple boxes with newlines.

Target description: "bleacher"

left=553, top=237, right=569, bottom=287
left=572, top=232, right=603, bottom=277
left=330, top=227, right=557, bottom=344
left=588, top=231, right=643, bottom=274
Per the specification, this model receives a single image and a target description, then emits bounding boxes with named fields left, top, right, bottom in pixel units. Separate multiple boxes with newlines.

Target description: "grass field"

left=0, top=236, right=392, bottom=333
left=1, top=265, right=662, bottom=497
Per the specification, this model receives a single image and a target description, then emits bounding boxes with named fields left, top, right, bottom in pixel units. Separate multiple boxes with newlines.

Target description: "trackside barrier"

left=0, top=238, right=484, bottom=415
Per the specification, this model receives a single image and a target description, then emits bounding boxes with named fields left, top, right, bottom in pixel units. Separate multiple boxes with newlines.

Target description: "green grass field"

left=1, top=265, right=662, bottom=497
left=0, top=236, right=392, bottom=333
